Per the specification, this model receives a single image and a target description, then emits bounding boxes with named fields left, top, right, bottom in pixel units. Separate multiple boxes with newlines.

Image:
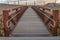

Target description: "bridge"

left=0, top=4, right=59, bottom=37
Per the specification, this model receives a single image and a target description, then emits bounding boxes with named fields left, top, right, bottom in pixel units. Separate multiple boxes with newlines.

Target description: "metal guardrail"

left=7, top=7, right=27, bottom=30
left=7, top=8, right=25, bottom=28
left=39, top=10, right=56, bottom=28
left=32, top=7, right=56, bottom=28
left=7, top=10, right=21, bottom=28
left=32, top=6, right=59, bottom=36
left=3, top=6, right=28, bottom=36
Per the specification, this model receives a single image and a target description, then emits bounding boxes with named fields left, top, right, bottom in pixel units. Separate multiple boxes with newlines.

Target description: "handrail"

left=39, top=6, right=55, bottom=10
left=3, top=6, right=28, bottom=36
left=33, top=7, right=56, bottom=28
left=7, top=9, right=22, bottom=29
left=39, top=10, right=56, bottom=28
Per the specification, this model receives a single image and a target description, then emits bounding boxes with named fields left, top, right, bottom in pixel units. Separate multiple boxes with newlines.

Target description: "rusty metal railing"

left=3, top=6, right=28, bottom=36
left=32, top=6, right=59, bottom=36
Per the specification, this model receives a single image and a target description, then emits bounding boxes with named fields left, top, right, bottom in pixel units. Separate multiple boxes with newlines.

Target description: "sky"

left=0, top=0, right=43, bottom=3
left=0, top=0, right=60, bottom=3
left=0, top=0, right=42, bottom=2
left=0, top=0, right=43, bottom=1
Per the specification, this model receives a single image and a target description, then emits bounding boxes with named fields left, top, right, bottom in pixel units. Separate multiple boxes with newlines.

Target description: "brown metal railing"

left=3, top=6, right=28, bottom=36
left=32, top=6, right=59, bottom=36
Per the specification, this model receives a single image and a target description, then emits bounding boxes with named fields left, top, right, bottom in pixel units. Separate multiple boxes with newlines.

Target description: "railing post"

left=52, top=10, right=59, bottom=36
left=3, top=10, right=11, bottom=36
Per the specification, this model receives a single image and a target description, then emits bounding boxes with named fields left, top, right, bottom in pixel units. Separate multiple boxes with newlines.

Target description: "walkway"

left=11, top=7, right=51, bottom=37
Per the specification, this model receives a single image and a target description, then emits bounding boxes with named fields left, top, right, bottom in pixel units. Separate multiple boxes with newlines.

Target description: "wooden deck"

left=11, top=7, right=51, bottom=37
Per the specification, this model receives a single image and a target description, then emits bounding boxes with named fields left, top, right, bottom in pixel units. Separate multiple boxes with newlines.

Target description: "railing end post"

left=52, top=9, right=59, bottom=36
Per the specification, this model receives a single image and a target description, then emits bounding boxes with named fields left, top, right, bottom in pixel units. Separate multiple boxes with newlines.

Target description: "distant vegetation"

left=45, top=3, right=60, bottom=7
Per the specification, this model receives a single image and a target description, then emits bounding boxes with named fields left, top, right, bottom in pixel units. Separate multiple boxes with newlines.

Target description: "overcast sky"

left=0, top=0, right=43, bottom=1
left=0, top=0, right=60, bottom=3
left=0, top=0, right=44, bottom=3
left=0, top=0, right=59, bottom=1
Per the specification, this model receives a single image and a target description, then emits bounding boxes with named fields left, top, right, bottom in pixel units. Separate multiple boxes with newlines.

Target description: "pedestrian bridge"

left=11, top=7, right=51, bottom=37
left=1, top=5, right=59, bottom=37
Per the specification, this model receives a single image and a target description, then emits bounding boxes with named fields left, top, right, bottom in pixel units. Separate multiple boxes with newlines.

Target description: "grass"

left=47, top=6, right=60, bottom=14
left=0, top=15, right=5, bottom=36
